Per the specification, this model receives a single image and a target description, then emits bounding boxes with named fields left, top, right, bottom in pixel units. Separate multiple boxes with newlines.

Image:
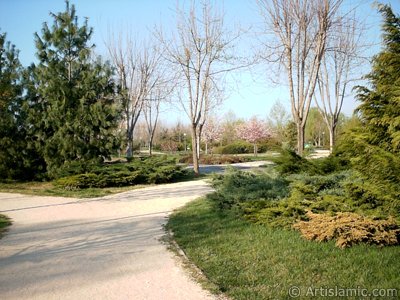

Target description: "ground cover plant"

left=206, top=151, right=400, bottom=244
left=0, top=156, right=195, bottom=198
left=54, top=156, right=190, bottom=189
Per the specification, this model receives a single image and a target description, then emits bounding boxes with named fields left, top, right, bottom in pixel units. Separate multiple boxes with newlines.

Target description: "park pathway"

left=0, top=180, right=215, bottom=300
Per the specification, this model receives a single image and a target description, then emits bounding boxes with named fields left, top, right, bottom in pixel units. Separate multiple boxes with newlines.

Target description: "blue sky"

left=1, top=0, right=399, bottom=124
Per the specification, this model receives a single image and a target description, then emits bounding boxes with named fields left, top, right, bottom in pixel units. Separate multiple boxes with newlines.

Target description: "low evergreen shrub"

left=207, top=169, right=289, bottom=211
left=54, top=156, right=189, bottom=189
left=214, top=141, right=253, bottom=154
left=293, top=211, right=400, bottom=248
left=178, top=154, right=250, bottom=165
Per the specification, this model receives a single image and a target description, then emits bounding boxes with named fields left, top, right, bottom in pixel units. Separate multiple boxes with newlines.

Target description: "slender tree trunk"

left=148, top=136, right=153, bottom=156
left=297, top=124, right=305, bottom=156
left=253, top=144, right=258, bottom=156
left=205, top=142, right=208, bottom=155
left=126, top=139, right=133, bottom=158
left=191, top=125, right=200, bottom=175
left=329, top=124, right=336, bottom=154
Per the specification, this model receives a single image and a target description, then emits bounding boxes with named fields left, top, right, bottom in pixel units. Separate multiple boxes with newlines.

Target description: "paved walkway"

left=0, top=180, right=215, bottom=300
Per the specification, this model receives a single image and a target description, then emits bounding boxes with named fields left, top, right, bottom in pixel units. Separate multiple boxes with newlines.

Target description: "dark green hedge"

left=54, top=156, right=190, bottom=189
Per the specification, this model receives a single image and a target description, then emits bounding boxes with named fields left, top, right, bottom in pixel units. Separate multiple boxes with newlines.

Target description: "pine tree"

left=0, top=32, right=39, bottom=179
left=27, top=1, right=120, bottom=178
left=0, top=31, right=22, bottom=178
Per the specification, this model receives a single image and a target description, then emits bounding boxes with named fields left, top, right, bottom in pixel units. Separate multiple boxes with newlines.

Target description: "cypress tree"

left=356, top=4, right=400, bottom=152
left=342, top=4, right=400, bottom=216
left=27, top=1, right=120, bottom=178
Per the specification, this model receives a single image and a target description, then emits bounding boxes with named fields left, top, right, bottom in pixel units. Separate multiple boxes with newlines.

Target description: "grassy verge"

left=0, top=181, right=154, bottom=198
left=168, top=198, right=400, bottom=299
left=0, top=171, right=206, bottom=198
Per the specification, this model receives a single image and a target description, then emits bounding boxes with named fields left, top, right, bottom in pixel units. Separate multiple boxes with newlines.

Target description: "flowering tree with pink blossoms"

left=236, top=117, right=272, bottom=155
left=202, top=118, right=223, bottom=154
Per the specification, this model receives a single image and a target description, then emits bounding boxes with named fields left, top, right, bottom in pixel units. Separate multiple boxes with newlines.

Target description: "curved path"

left=0, top=180, right=215, bottom=300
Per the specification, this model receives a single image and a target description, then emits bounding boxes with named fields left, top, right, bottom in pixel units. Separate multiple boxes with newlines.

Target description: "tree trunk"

left=148, top=136, right=153, bottom=156
left=253, top=144, right=257, bottom=156
left=126, top=139, right=133, bottom=158
left=297, top=123, right=305, bottom=156
left=205, top=142, right=208, bottom=155
left=329, top=124, right=336, bottom=154
left=191, top=125, right=200, bottom=175
left=196, top=133, right=201, bottom=159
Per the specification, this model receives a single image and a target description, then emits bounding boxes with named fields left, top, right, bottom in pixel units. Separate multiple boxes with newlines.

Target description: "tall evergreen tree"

left=27, top=1, right=120, bottom=178
left=0, top=32, right=39, bottom=179
left=342, top=4, right=400, bottom=215
left=356, top=4, right=400, bottom=152
left=0, top=31, right=22, bottom=179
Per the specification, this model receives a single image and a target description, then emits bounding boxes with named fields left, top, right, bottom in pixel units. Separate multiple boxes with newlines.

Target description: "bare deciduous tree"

left=143, top=79, right=174, bottom=156
left=106, top=33, right=163, bottom=158
left=314, top=16, right=362, bottom=153
left=157, top=0, right=240, bottom=174
left=257, top=0, right=343, bottom=155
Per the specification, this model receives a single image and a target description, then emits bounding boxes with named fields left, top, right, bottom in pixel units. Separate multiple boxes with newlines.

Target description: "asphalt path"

left=195, top=160, right=272, bottom=174
left=0, top=180, right=215, bottom=300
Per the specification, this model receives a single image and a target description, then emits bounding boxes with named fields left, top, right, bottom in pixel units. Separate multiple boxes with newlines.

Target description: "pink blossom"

left=236, top=116, right=272, bottom=144
left=202, top=119, right=223, bottom=143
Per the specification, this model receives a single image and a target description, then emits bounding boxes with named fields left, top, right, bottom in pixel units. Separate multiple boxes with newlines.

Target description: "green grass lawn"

left=168, top=198, right=400, bottom=299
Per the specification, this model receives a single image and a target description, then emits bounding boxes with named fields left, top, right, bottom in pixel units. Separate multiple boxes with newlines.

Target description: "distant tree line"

left=0, top=0, right=398, bottom=180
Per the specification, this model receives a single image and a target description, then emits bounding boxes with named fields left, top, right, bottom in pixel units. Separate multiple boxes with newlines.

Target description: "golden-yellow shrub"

left=293, top=211, right=399, bottom=248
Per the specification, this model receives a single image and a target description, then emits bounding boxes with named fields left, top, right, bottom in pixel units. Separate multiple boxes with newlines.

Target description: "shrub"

left=54, top=173, right=101, bottom=189
left=293, top=211, right=400, bottom=248
left=272, top=149, right=350, bottom=176
left=178, top=154, right=250, bottom=165
left=214, top=141, right=253, bottom=154
left=55, top=156, right=189, bottom=189
left=240, top=171, right=352, bottom=228
left=272, top=149, right=314, bottom=175
left=146, top=165, right=187, bottom=184
left=207, top=169, right=289, bottom=211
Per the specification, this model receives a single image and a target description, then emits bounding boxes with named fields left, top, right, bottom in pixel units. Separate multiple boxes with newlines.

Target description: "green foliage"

left=246, top=172, right=351, bottom=228
left=178, top=154, right=250, bottom=165
left=272, top=149, right=349, bottom=176
left=0, top=32, right=44, bottom=180
left=168, top=199, right=400, bottom=299
left=272, top=149, right=313, bottom=175
left=282, top=121, right=297, bottom=150
left=335, top=5, right=400, bottom=219
left=0, top=214, right=12, bottom=235
left=25, top=1, right=120, bottom=178
left=207, top=169, right=289, bottom=211
left=214, top=141, right=253, bottom=154
left=305, top=107, right=328, bottom=147
left=54, top=156, right=189, bottom=189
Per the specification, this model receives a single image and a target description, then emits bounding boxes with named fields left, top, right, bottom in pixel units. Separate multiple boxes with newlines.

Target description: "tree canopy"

left=25, top=1, right=120, bottom=178
left=340, top=3, right=400, bottom=209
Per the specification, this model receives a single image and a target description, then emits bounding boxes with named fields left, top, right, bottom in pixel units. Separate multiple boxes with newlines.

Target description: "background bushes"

left=178, top=154, right=250, bottom=165
left=213, top=140, right=271, bottom=155
left=55, top=156, right=189, bottom=189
